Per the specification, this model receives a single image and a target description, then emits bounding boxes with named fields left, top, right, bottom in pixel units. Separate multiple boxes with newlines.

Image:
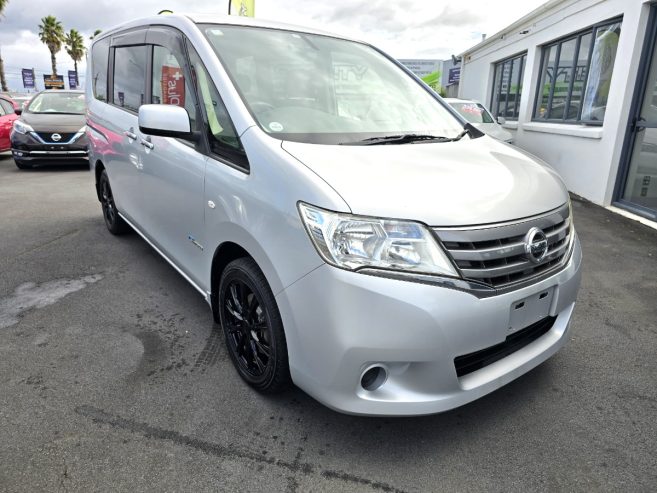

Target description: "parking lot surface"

left=0, top=153, right=656, bottom=492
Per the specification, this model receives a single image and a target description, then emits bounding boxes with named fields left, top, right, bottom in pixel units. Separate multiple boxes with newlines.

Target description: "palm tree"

left=90, top=29, right=102, bottom=41
left=0, top=0, right=9, bottom=91
left=38, top=15, right=65, bottom=76
left=65, top=29, right=85, bottom=83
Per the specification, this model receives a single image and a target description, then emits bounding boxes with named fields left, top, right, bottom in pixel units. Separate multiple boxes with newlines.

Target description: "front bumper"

left=10, top=131, right=88, bottom=164
left=276, top=234, right=582, bottom=416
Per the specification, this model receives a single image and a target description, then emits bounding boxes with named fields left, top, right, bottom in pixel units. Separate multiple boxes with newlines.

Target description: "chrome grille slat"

left=434, top=204, right=572, bottom=289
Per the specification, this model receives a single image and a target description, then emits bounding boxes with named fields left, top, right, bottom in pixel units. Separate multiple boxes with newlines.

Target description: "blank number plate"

left=508, top=287, right=555, bottom=333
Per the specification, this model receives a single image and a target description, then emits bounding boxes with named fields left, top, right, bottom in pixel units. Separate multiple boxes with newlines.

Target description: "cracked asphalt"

left=0, top=153, right=656, bottom=492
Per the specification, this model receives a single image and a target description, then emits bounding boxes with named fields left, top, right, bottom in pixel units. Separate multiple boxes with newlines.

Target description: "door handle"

left=140, top=138, right=154, bottom=150
left=124, top=130, right=137, bottom=140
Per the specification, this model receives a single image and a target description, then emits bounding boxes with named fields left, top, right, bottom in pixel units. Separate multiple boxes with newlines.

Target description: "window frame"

left=489, top=51, right=527, bottom=121
left=532, top=16, right=623, bottom=125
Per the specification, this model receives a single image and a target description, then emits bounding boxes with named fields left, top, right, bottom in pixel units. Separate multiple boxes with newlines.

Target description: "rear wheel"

left=219, top=258, right=291, bottom=393
left=99, top=169, right=130, bottom=235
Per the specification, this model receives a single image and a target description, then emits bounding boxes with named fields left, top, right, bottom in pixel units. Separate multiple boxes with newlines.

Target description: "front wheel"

left=14, top=159, right=32, bottom=170
left=99, top=169, right=130, bottom=235
left=219, top=258, right=291, bottom=393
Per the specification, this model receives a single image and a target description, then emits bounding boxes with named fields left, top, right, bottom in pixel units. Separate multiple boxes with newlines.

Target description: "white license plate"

left=508, top=287, right=555, bottom=333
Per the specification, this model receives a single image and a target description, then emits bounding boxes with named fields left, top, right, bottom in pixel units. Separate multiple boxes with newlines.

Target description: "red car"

left=0, top=95, right=19, bottom=152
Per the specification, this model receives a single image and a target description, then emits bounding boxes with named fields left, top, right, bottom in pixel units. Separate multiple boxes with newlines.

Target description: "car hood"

left=472, top=122, right=513, bottom=142
left=282, top=136, right=568, bottom=226
left=20, top=112, right=85, bottom=133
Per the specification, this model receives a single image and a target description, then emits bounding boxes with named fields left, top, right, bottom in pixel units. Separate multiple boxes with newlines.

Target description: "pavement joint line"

left=74, top=405, right=409, bottom=493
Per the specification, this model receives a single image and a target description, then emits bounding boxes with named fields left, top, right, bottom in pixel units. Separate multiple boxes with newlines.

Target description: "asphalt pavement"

left=0, top=153, right=655, bottom=492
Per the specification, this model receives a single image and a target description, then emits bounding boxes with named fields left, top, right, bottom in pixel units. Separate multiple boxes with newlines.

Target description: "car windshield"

left=201, top=24, right=464, bottom=144
left=27, top=92, right=85, bottom=114
left=449, top=102, right=495, bottom=124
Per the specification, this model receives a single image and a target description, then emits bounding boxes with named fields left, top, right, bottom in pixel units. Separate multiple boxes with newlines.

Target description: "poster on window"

left=161, top=66, right=185, bottom=107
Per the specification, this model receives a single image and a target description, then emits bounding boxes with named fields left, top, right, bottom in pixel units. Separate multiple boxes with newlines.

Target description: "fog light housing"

left=360, top=365, right=387, bottom=391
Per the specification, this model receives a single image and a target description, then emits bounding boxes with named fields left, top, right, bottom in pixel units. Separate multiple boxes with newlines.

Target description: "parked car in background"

left=0, top=95, right=19, bottom=152
left=445, top=98, right=514, bottom=143
left=87, top=14, right=581, bottom=416
left=10, top=90, right=88, bottom=169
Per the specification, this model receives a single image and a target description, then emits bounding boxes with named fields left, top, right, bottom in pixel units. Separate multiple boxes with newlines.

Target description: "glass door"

left=618, top=6, right=657, bottom=219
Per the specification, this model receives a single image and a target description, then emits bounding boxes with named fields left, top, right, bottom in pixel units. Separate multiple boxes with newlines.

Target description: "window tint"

left=186, top=43, right=246, bottom=167
left=490, top=53, right=526, bottom=120
left=91, top=37, right=110, bottom=102
left=113, top=45, right=148, bottom=112
left=151, top=45, right=197, bottom=131
left=534, top=18, right=622, bottom=124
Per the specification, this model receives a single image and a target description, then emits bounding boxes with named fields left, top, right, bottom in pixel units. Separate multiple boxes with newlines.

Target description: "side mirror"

left=138, top=104, right=191, bottom=138
left=14, top=108, right=22, bottom=115
left=497, top=116, right=506, bottom=125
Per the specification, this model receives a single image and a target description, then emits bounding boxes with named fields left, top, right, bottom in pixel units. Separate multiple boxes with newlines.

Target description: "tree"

left=90, top=29, right=102, bottom=41
left=38, top=15, right=65, bottom=76
left=65, top=29, right=85, bottom=80
left=0, top=0, right=9, bottom=92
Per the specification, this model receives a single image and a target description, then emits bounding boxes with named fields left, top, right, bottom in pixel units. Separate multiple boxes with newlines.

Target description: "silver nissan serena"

left=86, top=14, right=582, bottom=416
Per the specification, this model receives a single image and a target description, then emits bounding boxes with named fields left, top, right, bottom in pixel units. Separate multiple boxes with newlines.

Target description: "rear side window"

left=91, top=38, right=110, bottom=102
left=113, top=45, right=148, bottom=112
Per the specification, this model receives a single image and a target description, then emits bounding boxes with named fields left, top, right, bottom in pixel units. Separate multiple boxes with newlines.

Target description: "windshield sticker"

left=269, top=122, right=284, bottom=132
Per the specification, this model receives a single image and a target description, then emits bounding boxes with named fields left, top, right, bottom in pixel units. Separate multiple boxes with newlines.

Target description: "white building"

left=459, top=0, right=657, bottom=223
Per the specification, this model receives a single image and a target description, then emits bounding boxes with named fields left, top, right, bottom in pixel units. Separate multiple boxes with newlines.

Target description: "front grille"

left=35, top=132, right=77, bottom=143
left=434, top=204, right=572, bottom=289
left=454, top=316, right=556, bottom=377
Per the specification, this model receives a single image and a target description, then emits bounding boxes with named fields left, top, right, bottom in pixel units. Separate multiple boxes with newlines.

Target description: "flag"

left=230, top=0, right=255, bottom=17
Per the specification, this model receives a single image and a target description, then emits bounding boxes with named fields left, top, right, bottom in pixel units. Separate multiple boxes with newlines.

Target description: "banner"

left=230, top=0, right=255, bottom=17
left=21, top=69, right=35, bottom=89
left=43, top=74, right=65, bottom=90
left=448, top=67, right=461, bottom=84
left=68, top=70, right=78, bottom=89
left=160, top=65, right=185, bottom=106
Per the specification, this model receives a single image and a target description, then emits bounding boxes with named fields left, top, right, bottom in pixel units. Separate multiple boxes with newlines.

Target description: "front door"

left=138, top=27, right=207, bottom=290
left=618, top=6, right=657, bottom=220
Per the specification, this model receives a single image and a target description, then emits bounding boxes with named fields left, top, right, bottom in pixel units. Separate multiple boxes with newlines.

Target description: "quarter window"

left=534, top=18, right=622, bottom=123
left=112, top=45, right=148, bottom=113
left=490, top=53, right=526, bottom=120
left=0, top=99, right=13, bottom=114
left=186, top=43, right=246, bottom=168
left=91, top=37, right=110, bottom=102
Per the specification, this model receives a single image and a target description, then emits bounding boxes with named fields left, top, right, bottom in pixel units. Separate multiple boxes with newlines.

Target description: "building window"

left=490, top=52, right=526, bottom=120
left=534, top=17, right=622, bottom=124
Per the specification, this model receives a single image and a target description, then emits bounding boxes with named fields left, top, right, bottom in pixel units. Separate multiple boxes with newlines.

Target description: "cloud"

left=0, top=0, right=546, bottom=91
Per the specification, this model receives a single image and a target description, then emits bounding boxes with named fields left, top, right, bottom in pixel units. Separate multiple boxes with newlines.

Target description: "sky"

left=0, top=0, right=547, bottom=91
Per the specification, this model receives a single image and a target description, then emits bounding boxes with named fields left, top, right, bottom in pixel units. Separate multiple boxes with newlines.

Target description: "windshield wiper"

left=341, top=124, right=485, bottom=145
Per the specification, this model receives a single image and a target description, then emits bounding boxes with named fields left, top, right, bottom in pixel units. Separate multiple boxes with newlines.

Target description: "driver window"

left=151, top=45, right=197, bottom=133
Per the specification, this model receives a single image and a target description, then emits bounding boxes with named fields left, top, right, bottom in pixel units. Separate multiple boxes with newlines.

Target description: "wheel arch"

left=210, top=240, right=282, bottom=323
left=94, top=160, right=105, bottom=201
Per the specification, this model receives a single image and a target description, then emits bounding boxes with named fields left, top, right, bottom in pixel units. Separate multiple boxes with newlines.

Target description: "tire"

left=219, top=258, right=291, bottom=393
left=99, top=169, right=131, bottom=235
left=14, top=159, right=32, bottom=170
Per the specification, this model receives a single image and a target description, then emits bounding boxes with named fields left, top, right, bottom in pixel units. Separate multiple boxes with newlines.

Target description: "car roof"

left=96, top=12, right=358, bottom=44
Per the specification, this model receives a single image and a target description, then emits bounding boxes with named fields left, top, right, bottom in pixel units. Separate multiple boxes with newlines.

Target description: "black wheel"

left=14, top=159, right=32, bottom=170
left=219, top=258, right=291, bottom=393
left=99, top=169, right=130, bottom=235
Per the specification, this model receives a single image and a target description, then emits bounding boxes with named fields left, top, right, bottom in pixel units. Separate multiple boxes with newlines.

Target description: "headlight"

left=298, top=202, right=459, bottom=277
left=12, top=120, right=34, bottom=135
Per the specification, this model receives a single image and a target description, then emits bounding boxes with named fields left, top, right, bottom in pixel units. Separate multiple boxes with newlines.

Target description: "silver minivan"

left=86, top=14, right=582, bottom=416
